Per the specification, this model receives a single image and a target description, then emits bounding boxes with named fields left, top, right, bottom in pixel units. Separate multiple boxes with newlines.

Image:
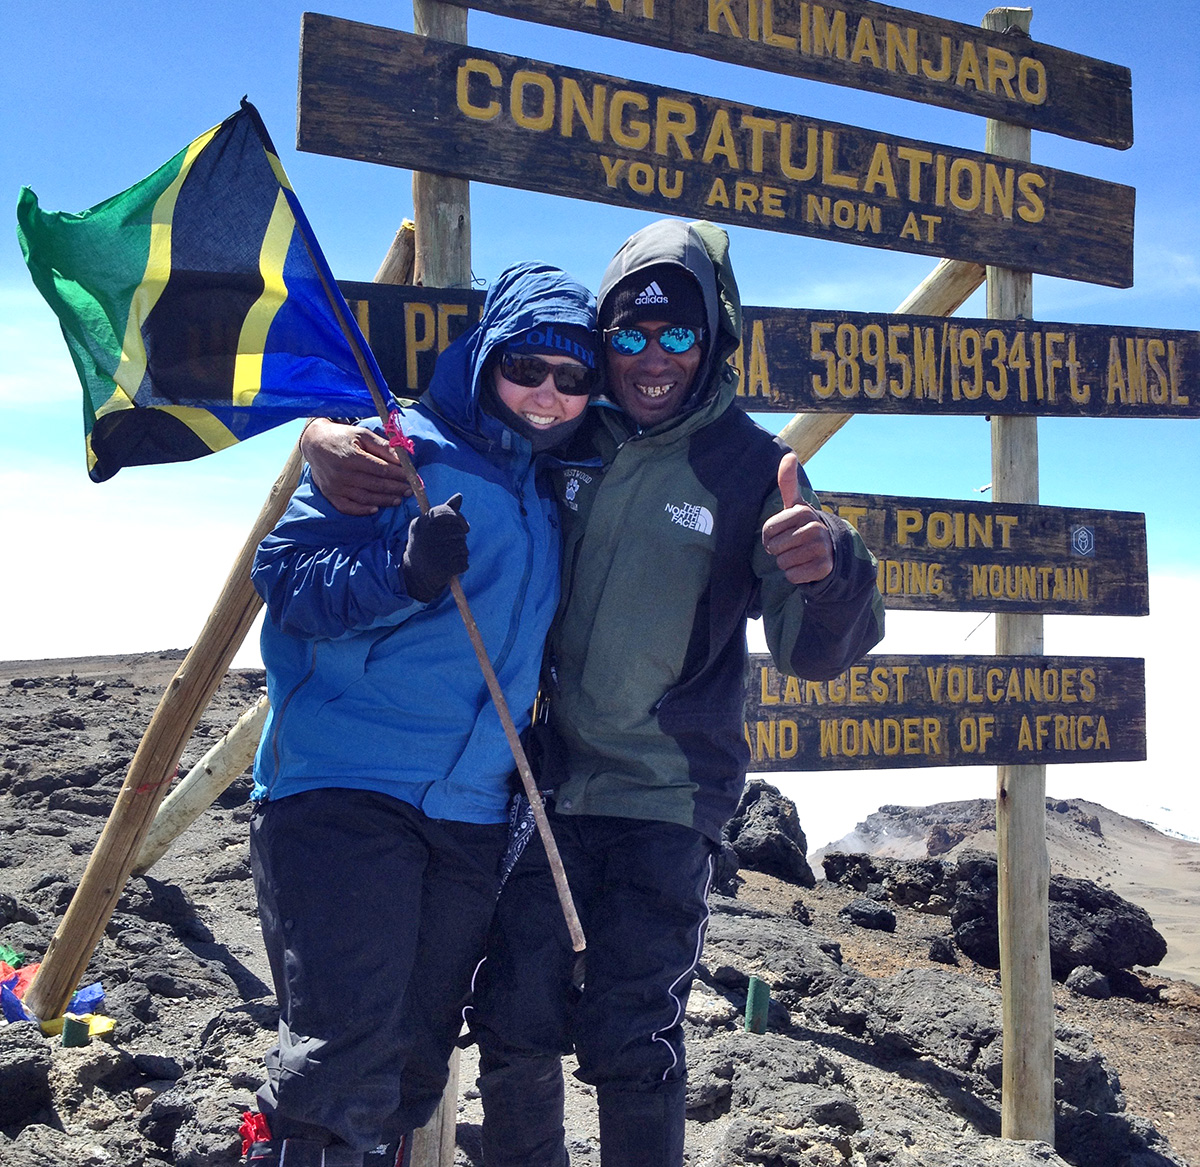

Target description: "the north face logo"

left=664, top=501, right=714, bottom=534
left=634, top=281, right=669, bottom=305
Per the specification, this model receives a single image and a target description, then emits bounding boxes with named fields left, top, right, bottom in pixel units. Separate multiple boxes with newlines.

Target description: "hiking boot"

left=319, top=1137, right=411, bottom=1167
left=240, top=1112, right=325, bottom=1167
left=363, top=1134, right=411, bottom=1167
left=240, top=1111, right=411, bottom=1167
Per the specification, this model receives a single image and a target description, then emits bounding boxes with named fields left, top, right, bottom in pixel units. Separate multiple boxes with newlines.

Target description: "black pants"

left=468, top=810, right=716, bottom=1167
left=250, top=788, right=506, bottom=1152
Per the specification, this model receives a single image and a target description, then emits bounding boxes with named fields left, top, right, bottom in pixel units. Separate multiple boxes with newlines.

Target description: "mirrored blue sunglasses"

left=605, top=325, right=703, bottom=356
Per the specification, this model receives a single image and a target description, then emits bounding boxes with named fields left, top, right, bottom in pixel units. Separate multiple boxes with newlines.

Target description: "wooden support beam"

left=984, top=5, right=1056, bottom=1146
left=375, top=218, right=416, bottom=285
left=777, top=257, right=985, bottom=463
left=132, top=695, right=270, bottom=875
left=22, top=449, right=303, bottom=1022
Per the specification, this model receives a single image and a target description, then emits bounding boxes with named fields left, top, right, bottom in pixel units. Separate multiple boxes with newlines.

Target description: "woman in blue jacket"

left=241, top=263, right=598, bottom=1167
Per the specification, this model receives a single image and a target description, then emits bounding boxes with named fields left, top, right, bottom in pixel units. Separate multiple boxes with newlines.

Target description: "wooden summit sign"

left=340, top=282, right=1194, bottom=418
left=744, top=654, right=1146, bottom=770
left=341, top=281, right=485, bottom=395
left=734, top=309, right=1196, bottom=417
left=824, top=493, right=1148, bottom=616
left=445, top=0, right=1133, bottom=149
left=299, top=14, right=1135, bottom=286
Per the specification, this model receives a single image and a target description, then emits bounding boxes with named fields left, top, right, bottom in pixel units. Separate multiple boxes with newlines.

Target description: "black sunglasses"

left=605, top=325, right=703, bottom=356
left=498, top=351, right=597, bottom=397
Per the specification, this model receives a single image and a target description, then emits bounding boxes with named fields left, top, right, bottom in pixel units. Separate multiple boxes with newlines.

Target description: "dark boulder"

left=0, top=1021, right=52, bottom=1128
left=723, top=781, right=814, bottom=886
left=839, top=897, right=897, bottom=932
left=823, top=850, right=1166, bottom=982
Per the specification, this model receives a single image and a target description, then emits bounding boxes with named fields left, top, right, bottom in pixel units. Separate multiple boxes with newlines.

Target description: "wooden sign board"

left=300, top=15, right=1135, bottom=287
left=340, top=281, right=485, bottom=396
left=447, top=0, right=1133, bottom=149
left=340, top=282, right=1193, bottom=419
left=744, top=654, right=1146, bottom=770
left=734, top=308, right=1197, bottom=417
left=824, top=493, right=1148, bottom=615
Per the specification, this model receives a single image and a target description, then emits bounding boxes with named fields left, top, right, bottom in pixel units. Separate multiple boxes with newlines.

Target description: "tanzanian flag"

left=17, top=99, right=387, bottom=482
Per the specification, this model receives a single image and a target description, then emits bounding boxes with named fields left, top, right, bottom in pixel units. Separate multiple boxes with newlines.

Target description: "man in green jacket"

left=302, top=220, right=884, bottom=1167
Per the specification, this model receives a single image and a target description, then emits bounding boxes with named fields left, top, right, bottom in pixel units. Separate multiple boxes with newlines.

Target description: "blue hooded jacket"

left=250, top=263, right=596, bottom=823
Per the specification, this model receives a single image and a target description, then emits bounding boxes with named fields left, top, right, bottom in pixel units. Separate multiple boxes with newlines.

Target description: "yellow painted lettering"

left=822, top=130, right=858, bottom=189
left=702, top=108, right=741, bottom=167
left=885, top=23, right=917, bottom=74
left=780, top=123, right=818, bottom=180
left=600, top=155, right=628, bottom=187
left=457, top=59, right=502, bottom=120
left=986, top=46, right=1017, bottom=98
left=562, top=79, right=606, bottom=142
left=863, top=143, right=898, bottom=197
left=709, top=0, right=741, bottom=35
left=1017, top=172, right=1046, bottom=222
left=610, top=90, right=651, bottom=149
left=955, top=41, right=984, bottom=90
left=654, top=97, right=696, bottom=158
left=849, top=17, right=881, bottom=67
left=705, top=176, right=731, bottom=208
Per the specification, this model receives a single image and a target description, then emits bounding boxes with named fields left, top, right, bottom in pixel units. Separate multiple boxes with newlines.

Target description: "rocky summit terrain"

left=1, top=652, right=1198, bottom=1167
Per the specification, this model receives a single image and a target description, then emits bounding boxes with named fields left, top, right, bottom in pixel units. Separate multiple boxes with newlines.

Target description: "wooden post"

left=411, top=1048, right=460, bottom=1167
left=375, top=219, right=417, bottom=285
left=132, top=695, right=271, bottom=875
left=777, top=258, right=985, bottom=463
left=22, top=448, right=303, bottom=1023
left=412, top=0, right=470, bottom=290
left=410, top=4, right=470, bottom=1163
left=984, top=5, right=1056, bottom=1146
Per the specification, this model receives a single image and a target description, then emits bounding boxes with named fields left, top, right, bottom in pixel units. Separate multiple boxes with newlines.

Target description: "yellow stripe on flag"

left=85, top=404, right=238, bottom=474
left=233, top=190, right=294, bottom=406
left=158, top=405, right=239, bottom=452
left=106, top=126, right=222, bottom=415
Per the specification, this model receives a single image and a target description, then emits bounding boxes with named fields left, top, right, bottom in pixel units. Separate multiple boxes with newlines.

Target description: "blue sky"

left=3, top=1, right=1197, bottom=844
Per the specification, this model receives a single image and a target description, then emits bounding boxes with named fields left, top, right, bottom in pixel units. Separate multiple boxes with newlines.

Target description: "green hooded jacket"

left=542, top=220, right=884, bottom=841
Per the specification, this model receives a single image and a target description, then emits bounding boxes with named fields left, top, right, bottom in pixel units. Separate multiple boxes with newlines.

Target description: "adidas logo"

left=634, top=280, right=670, bottom=306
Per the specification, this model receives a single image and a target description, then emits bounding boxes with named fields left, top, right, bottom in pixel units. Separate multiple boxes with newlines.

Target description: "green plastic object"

left=61, top=1015, right=91, bottom=1048
left=745, top=975, right=770, bottom=1034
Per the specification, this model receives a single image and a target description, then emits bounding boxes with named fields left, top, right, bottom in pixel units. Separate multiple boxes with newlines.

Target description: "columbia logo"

left=634, top=281, right=669, bottom=305
left=665, top=501, right=714, bottom=535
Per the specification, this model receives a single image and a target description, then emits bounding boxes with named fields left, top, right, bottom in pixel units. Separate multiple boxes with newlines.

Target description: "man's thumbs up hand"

left=761, top=452, right=835, bottom=585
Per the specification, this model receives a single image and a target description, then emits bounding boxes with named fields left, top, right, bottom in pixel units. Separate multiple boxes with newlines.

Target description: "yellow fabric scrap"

left=40, top=1012, right=116, bottom=1037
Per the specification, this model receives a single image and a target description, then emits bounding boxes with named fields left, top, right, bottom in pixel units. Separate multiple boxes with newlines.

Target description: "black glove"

left=402, top=493, right=470, bottom=602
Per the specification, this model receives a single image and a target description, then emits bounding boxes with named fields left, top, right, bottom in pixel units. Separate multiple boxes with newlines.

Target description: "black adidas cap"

left=600, top=264, right=706, bottom=332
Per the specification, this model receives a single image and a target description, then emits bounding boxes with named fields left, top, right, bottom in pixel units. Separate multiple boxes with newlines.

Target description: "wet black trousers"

left=250, top=789, right=506, bottom=1152
left=468, top=809, right=716, bottom=1167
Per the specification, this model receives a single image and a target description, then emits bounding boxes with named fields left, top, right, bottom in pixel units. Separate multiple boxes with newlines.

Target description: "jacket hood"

left=596, top=219, right=742, bottom=409
left=425, top=261, right=596, bottom=443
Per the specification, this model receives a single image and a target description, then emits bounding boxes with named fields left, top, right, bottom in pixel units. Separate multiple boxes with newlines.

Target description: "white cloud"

left=0, top=427, right=300, bottom=670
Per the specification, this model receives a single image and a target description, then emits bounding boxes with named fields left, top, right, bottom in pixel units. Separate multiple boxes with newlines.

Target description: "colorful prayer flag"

left=16, top=99, right=387, bottom=481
